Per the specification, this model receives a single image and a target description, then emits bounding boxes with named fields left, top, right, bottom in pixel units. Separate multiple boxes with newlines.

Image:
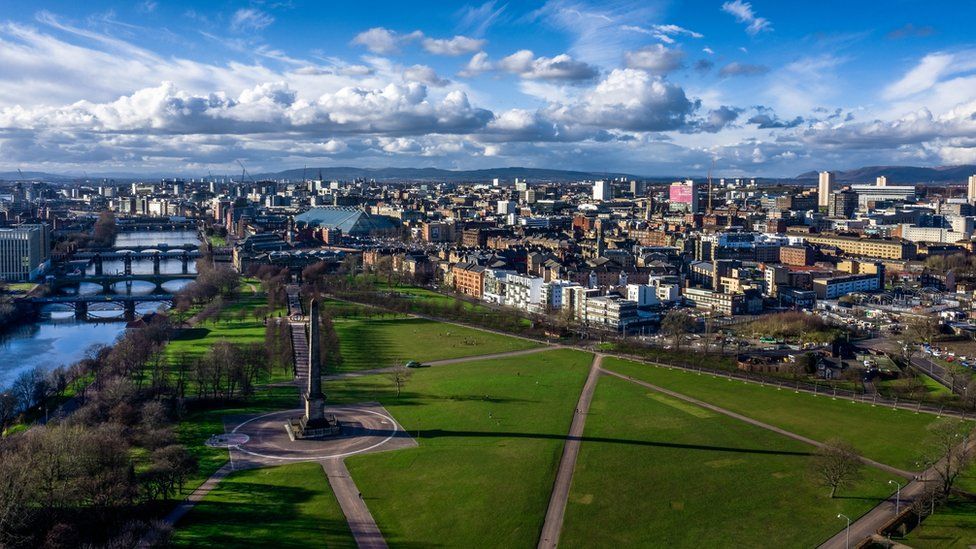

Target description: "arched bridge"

left=27, top=294, right=174, bottom=321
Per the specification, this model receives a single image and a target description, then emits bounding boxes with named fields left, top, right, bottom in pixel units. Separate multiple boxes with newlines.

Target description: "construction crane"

left=17, top=168, right=24, bottom=181
left=236, top=160, right=255, bottom=184
left=707, top=159, right=716, bottom=213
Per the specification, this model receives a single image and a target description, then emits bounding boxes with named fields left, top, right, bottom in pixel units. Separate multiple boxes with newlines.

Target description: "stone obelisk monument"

left=304, top=299, right=326, bottom=422
left=286, top=298, right=340, bottom=440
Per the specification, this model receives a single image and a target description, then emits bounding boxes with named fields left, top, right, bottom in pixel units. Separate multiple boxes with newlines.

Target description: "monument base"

left=285, top=414, right=342, bottom=441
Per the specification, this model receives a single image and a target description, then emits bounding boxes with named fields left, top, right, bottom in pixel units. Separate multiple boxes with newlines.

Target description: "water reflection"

left=0, top=230, right=199, bottom=389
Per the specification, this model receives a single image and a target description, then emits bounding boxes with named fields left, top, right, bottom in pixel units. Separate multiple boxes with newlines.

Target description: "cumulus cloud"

left=421, top=35, right=485, bottom=56
left=721, top=0, right=771, bottom=35
left=230, top=9, right=274, bottom=32
left=624, top=45, right=684, bottom=75
left=699, top=106, right=742, bottom=132
left=0, top=80, right=493, bottom=136
left=351, top=27, right=423, bottom=54
left=548, top=68, right=696, bottom=131
left=497, top=50, right=600, bottom=81
left=403, top=65, right=450, bottom=87
left=719, top=62, right=769, bottom=77
left=461, top=50, right=599, bottom=81
left=747, top=107, right=804, bottom=128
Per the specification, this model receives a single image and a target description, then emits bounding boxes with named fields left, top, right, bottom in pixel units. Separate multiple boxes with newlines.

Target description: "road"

left=537, top=354, right=603, bottom=549
left=858, top=337, right=963, bottom=393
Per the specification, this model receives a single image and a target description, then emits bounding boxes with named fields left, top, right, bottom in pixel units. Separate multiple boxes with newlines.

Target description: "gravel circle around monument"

left=227, top=404, right=413, bottom=462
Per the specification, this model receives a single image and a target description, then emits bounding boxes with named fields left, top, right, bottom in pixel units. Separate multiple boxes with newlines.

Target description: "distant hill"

left=796, top=165, right=976, bottom=184
left=253, top=166, right=651, bottom=183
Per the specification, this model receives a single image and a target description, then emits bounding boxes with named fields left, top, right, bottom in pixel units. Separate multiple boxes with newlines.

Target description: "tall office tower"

left=968, top=175, right=976, bottom=204
left=0, top=224, right=50, bottom=282
left=630, top=180, right=647, bottom=197
left=515, top=179, right=528, bottom=192
left=818, top=171, right=835, bottom=207
left=593, top=180, right=612, bottom=201
left=876, top=176, right=888, bottom=187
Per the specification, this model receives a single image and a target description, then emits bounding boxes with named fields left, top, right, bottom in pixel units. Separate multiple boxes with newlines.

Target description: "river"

left=0, top=229, right=200, bottom=389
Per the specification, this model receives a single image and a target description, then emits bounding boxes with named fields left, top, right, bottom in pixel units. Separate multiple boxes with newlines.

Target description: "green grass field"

left=561, top=375, right=897, bottom=548
left=177, top=385, right=300, bottom=492
left=902, top=498, right=976, bottom=548
left=171, top=463, right=355, bottom=548
left=601, top=357, right=958, bottom=471
left=332, top=316, right=541, bottom=372
left=328, top=349, right=593, bottom=547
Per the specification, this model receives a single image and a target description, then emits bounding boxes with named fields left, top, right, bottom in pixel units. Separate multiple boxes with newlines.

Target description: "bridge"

left=77, top=243, right=200, bottom=254
left=52, top=273, right=196, bottom=294
left=71, top=249, right=200, bottom=276
left=27, top=294, right=174, bottom=321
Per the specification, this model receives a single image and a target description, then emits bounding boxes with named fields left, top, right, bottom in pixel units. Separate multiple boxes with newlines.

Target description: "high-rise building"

left=593, top=180, right=612, bottom=201
left=0, top=224, right=51, bottom=282
left=968, top=174, right=976, bottom=204
left=829, top=190, right=858, bottom=218
left=668, top=179, right=700, bottom=212
left=817, top=171, right=835, bottom=207
left=876, top=176, right=888, bottom=187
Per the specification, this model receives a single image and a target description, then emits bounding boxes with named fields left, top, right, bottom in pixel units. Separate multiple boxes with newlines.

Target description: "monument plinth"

left=286, top=299, right=341, bottom=440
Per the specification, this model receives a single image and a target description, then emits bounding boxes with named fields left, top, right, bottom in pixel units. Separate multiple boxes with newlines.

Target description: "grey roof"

left=294, top=207, right=399, bottom=235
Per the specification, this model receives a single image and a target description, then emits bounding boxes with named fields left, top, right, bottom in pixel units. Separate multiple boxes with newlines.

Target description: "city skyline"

left=1, top=1, right=976, bottom=176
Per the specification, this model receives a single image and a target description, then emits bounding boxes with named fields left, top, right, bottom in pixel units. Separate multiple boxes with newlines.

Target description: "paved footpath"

left=537, top=354, right=603, bottom=549
left=818, top=434, right=976, bottom=549
left=322, top=459, right=388, bottom=549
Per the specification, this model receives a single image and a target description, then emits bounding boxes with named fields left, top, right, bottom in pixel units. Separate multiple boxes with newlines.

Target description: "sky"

left=1, top=0, right=976, bottom=178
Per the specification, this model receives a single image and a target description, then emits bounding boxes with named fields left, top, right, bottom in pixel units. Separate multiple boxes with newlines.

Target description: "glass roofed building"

left=293, top=206, right=400, bottom=237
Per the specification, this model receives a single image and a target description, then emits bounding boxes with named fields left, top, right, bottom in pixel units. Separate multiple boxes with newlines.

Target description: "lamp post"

left=837, top=514, right=851, bottom=549
left=889, top=480, right=903, bottom=515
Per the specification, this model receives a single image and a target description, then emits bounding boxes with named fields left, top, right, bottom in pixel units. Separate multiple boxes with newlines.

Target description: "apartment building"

left=0, top=224, right=50, bottom=282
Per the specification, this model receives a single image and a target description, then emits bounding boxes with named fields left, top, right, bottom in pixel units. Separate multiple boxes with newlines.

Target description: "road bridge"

left=52, top=273, right=196, bottom=294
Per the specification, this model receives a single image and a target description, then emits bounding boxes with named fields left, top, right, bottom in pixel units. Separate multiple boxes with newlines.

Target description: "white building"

left=876, top=176, right=888, bottom=187
left=496, top=200, right=517, bottom=216
left=0, top=224, right=51, bottom=282
left=850, top=184, right=916, bottom=207
left=483, top=268, right=517, bottom=304
left=583, top=295, right=638, bottom=331
left=625, top=284, right=660, bottom=306
left=818, top=171, right=835, bottom=208
left=504, top=273, right=545, bottom=312
left=968, top=175, right=976, bottom=204
left=593, top=180, right=611, bottom=201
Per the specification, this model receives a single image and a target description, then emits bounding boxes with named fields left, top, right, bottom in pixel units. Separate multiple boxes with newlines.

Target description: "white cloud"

left=230, top=9, right=274, bottom=32
left=624, top=45, right=684, bottom=74
left=463, top=50, right=599, bottom=81
left=422, top=35, right=485, bottom=56
left=721, top=1, right=771, bottom=35
left=456, top=1, right=507, bottom=36
left=350, top=27, right=423, bottom=54
left=621, top=24, right=703, bottom=44
left=403, top=65, right=450, bottom=87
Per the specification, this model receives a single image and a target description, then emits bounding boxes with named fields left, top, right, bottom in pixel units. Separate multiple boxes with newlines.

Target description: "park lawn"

left=600, top=357, right=959, bottom=471
left=171, top=462, right=355, bottom=549
left=330, top=349, right=593, bottom=547
left=562, top=375, right=897, bottom=548
left=331, top=316, right=541, bottom=373
left=177, top=385, right=300, bottom=493
left=901, top=498, right=976, bottom=548
left=161, top=291, right=292, bottom=388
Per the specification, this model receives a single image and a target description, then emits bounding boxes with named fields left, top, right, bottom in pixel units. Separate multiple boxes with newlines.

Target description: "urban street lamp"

left=837, top=514, right=851, bottom=549
left=889, top=479, right=903, bottom=515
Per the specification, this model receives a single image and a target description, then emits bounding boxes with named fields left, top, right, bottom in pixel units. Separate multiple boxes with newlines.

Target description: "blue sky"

left=1, top=0, right=975, bottom=177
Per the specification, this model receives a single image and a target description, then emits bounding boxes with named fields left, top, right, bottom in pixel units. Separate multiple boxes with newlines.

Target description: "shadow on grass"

left=173, top=327, right=210, bottom=340
left=412, top=428, right=814, bottom=456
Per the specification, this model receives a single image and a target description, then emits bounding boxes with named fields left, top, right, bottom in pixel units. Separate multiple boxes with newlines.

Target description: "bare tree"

left=387, top=364, right=412, bottom=398
left=919, top=420, right=974, bottom=497
left=811, top=439, right=863, bottom=498
left=661, top=309, right=694, bottom=351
